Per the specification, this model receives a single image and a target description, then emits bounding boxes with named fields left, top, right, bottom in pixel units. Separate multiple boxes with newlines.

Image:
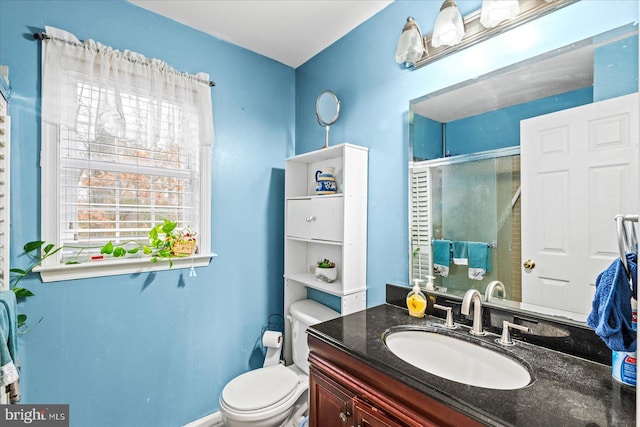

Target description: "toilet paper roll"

left=262, top=330, right=282, bottom=349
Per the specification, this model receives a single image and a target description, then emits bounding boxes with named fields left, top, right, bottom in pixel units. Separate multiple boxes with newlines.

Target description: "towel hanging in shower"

left=468, top=242, right=491, bottom=280
left=433, top=239, right=451, bottom=277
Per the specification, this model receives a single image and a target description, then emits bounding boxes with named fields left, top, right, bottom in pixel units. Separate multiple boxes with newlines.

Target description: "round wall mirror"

left=316, top=90, right=340, bottom=148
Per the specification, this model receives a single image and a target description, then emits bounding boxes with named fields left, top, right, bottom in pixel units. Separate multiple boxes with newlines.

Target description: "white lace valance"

left=41, top=26, right=214, bottom=148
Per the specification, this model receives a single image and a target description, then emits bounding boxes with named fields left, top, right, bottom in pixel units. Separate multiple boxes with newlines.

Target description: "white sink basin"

left=384, top=329, right=531, bottom=390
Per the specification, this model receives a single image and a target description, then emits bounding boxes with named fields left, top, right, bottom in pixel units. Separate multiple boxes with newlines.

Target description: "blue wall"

left=0, top=1, right=293, bottom=426
left=412, top=87, right=594, bottom=159
left=295, top=0, right=638, bottom=308
left=446, top=87, right=594, bottom=155
left=594, top=35, right=639, bottom=101
left=412, top=114, right=442, bottom=160
left=0, top=0, right=638, bottom=426
left=412, top=35, right=639, bottom=160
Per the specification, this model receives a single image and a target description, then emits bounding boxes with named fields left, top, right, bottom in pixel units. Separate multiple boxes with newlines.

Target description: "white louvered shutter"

left=0, top=91, right=9, bottom=290
left=410, top=163, right=431, bottom=282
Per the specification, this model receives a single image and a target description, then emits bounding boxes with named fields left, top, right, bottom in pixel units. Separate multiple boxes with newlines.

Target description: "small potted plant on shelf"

left=315, top=258, right=337, bottom=283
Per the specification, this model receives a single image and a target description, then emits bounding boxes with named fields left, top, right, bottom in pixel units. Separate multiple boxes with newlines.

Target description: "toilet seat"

left=222, top=364, right=301, bottom=412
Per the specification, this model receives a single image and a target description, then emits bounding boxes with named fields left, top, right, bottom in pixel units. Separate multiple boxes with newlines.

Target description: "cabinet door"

left=286, top=197, right=344, bottom=242
left=309, top=369, right=354, bottom=427
left=311, top=197, right=343, bottom=242
left=287, top=199, right=312, bottom=239
left=353, top=398, right=401, bottom=427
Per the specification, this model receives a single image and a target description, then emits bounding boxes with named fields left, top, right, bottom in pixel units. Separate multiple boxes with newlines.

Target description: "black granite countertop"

left=307, top=303, right=636, bottom=427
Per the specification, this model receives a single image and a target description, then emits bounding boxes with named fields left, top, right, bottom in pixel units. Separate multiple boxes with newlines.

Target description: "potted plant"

left=315, top=258, right=337, bottom=283
left=11, top=220, right=197, bottom=330
left=101, top=219, right=197, bottom=267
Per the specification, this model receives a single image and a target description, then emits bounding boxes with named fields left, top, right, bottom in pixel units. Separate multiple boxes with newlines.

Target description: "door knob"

left=523, top=259, right=536, bottom=270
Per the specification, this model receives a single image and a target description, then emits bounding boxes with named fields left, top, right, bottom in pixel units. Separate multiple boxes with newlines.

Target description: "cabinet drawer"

left=286, top=197, right=344, bottom=242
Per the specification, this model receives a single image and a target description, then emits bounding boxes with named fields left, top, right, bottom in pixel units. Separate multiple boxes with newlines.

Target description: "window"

left=38, top=27, right=213, bottom=281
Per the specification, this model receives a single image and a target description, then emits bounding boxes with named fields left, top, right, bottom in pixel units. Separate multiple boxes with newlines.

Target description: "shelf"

left=285, top=236, right=343, bottom=246
left=286, top=193, right=344, bottom=201
left=283, top=143, right=367, bottom=364
left=284, top=272, right=366, bottom=297
left=285, top=143, right=368, bottom=164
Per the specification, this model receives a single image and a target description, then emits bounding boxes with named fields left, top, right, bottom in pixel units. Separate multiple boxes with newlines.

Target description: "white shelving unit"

left=283, top=143, right=368, bottom=363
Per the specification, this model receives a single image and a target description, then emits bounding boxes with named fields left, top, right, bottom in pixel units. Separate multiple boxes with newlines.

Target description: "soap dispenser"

left=407, top=279, right=427, bottom=318
left=423, top=275, right=437, bottom=315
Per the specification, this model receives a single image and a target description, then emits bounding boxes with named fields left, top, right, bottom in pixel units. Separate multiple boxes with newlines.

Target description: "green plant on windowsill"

left=99, top=219, right=197, bottom=267
left=10, top=240, right=64, bottom=332
left=10, top=220, right=197, bottom=331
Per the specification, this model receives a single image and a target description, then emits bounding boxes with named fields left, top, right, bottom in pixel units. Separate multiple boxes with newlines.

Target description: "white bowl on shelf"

left=315, top=266, right=337, bottom=283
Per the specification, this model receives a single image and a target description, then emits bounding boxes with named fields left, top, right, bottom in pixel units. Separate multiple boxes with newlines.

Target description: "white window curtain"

left=42, top=26, right=213, bottom=148
left=38, top=26, right=213, bottom=279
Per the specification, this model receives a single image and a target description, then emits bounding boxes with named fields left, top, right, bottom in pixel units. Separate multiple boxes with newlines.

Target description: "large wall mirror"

left=409, top=23, right=638, bottom=325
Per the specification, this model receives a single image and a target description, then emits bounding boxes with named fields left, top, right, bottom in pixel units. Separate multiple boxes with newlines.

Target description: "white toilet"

left=219, top=299, right=340, bottom=427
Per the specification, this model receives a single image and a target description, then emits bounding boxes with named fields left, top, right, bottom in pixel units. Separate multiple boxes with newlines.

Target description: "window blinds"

left=58, top=81, right=200, bottom=256
left=410, top=163, right=431, bottom=281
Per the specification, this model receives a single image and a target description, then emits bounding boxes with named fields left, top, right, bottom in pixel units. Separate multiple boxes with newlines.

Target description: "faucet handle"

left=433, top=304, right=457, bottom=329
left=496, top=320, right=529, bottom=346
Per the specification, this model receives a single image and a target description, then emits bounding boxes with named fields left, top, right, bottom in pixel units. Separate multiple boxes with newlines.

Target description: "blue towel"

left=0, top=291, right=17, bottom=365
left=452, top=241, right=468, bottom=265
left=432, top=240, right=451, bottom=277
left=0, top=290, right=19, bottom=389
left=587, top=255, right=636, bottom=353
left=627, top=252, right=637, bottom=300
left=468, top=242, right=490, bottom=280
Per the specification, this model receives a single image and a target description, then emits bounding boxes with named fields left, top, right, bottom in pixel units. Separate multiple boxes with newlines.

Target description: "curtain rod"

left=33, top=32, right=216, bottom=87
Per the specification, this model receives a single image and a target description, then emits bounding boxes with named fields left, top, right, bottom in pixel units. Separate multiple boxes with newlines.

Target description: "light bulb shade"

left=396, top=17, right=425, bottom=66
left=480, top=0, right=520, bottom=28
left=432, top=0, right=465, bottom=48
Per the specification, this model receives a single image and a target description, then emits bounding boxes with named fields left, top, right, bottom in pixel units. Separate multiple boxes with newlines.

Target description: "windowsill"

left=35, top=253, right=216, bottom=283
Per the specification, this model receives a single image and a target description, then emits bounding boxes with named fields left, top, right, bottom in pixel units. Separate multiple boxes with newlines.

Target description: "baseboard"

left=182, top=411, right=224, bottom=427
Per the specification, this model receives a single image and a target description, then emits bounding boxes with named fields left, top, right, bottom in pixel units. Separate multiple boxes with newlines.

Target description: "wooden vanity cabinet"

left=308, top=335, right=485, bottom=427
left=353, top=398, right=402, bottom=427
left=309, top=368, right=355, bottom=427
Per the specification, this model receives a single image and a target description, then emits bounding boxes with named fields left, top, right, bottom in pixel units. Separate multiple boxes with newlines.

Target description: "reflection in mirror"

left=316, top=90, right=340, bottom=149
left=409, top=24, right=638, bottom=324
left=411, top=149, right=522, bottom=307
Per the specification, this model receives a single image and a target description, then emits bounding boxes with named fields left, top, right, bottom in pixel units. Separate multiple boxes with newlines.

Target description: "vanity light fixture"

left=480, top=0, right=520, bottom=28
left=395, top=16, right=426, bottom=67
left=396, top=0, right=578, bottom=69
left=432, top=0, right=465, bottom=48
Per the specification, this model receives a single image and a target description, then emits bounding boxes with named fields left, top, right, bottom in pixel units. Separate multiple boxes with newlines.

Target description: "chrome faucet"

left=433, top=303, right=457, bottom=329
left=461, top=289, right=486, bottom=336
left=496, top=320, right=529, bottom=346
left=484, top=280, right=505, bottom=302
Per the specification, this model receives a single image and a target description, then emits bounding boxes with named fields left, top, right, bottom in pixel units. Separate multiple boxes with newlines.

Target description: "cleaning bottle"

left=407, top=279, right=427, bottom=318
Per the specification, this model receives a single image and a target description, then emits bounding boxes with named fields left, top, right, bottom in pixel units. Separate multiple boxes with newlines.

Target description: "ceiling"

left=412, top=45, right=595, bottom=123
left=412, top=26, right=638, bottom=123
left=128, top=0, right=394, bottom=68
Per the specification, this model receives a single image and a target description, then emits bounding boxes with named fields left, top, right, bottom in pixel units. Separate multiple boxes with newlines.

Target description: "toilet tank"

left=289, top=299, right=340, bottom=374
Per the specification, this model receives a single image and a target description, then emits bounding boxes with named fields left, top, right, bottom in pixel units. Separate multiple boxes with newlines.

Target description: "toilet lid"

left=222, top=365, right=300, bottom=412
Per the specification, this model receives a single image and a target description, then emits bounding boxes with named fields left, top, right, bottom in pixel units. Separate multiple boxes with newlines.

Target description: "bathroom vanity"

left=307, top=299, right=636, bottom=426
